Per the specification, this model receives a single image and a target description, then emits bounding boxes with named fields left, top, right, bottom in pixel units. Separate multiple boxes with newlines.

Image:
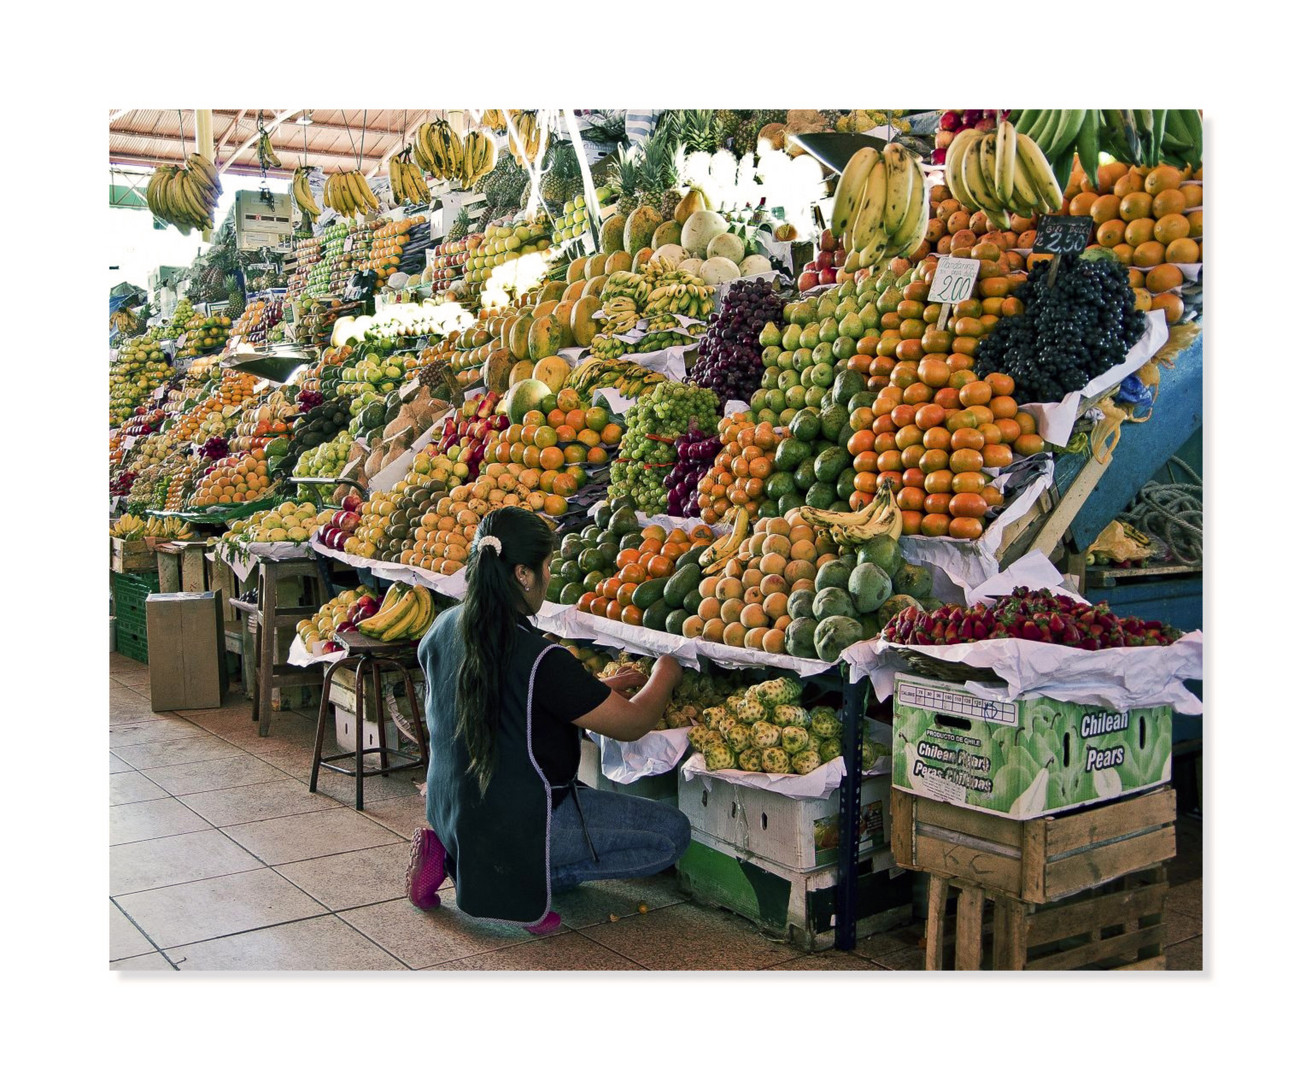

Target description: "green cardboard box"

left=892, top=673, right=1172, bottom=820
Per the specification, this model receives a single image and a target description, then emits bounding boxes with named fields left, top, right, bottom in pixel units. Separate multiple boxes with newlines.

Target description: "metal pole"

left=835, top=662, right=867, bottom=950
left=195, top=109, right=214, bottom=243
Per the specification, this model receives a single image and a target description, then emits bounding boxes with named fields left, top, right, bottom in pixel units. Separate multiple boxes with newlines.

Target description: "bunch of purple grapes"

left=687, top=278, right=783, bottom=408
left=665, top=425, right=720, bottom=517
left=199, top=436, right=229, bottom=461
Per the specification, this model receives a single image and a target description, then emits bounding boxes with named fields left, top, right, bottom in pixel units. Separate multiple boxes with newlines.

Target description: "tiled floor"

left=109, top=654, right=1204, bottom=972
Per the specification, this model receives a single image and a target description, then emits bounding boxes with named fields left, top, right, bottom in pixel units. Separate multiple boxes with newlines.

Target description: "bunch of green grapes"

left=608, top=382, right=720, bottom=514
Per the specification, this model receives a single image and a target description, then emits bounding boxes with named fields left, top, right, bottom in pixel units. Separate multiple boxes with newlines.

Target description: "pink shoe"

left=525, top=911, right=562, bottom=936
left=407, top=828, right=445, bottom=910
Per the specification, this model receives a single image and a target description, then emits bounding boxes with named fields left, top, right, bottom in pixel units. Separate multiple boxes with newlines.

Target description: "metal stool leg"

left=257, top=564, right=278, bottom=736
left=372, top=657, right=391, bottom=775
left=354, top=658, right=369, bottom=811
left=310, top=655, right=352, bottom=793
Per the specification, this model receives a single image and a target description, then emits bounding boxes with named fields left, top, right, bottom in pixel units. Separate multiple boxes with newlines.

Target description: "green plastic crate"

left=112, top=571, right=158, bottom=663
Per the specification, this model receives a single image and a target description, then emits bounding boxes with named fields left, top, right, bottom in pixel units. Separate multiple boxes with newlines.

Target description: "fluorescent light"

left=295, top=111, right=314, bottom=126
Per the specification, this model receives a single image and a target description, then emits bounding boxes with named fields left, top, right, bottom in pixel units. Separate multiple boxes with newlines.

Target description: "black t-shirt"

left=527, top=635, right=611, bottom=806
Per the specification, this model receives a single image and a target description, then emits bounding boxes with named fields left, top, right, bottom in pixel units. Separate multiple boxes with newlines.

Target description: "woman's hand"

left=600, top=666, right=647, bottom=695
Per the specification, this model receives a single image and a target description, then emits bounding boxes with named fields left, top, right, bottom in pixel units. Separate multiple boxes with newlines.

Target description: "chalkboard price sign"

left=1033, top=215, right=1095, bottom=256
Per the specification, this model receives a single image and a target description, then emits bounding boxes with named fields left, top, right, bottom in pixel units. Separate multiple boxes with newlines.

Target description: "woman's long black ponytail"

left=456, top=506, right=554, bottom=797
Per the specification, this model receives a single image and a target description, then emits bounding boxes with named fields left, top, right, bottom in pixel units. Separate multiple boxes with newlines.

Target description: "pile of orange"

left=399, top=475, right=548, bottom=574
left=189, top=449, right=271, bottom=507
left=576, top=524, right=708, bottom=625
left=484, top=403, right=620, bottom=503
left=847, top=257, right=1025, bottom=394
left=685, top=511, right=837, bottom=653
left=847, top=367, right=1044, bottom=538
left=1066, top=162, right=1202, bottom=325
left=922, top=184, right=1037, bottom=265
left=696, top=415, right=787, bottom=525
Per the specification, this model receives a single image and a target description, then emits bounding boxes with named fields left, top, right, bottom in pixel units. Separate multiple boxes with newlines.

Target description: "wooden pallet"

left=925, top=864, right=1169, bottom=971
left=892, top=785, right=1176, bottom=904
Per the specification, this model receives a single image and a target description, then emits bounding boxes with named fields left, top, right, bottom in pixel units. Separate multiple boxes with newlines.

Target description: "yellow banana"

left=994, top=120, right=1016, bottom=206
left=378, top=589, right=421, bottom=642
left=880, top=143, right=915, bottom=244
left=829, top=146, right=879, bottom=241
left=848, top=160, right=887, bottom=256
left=945, top=128, right=983, bottom=213
left=1014, top=132, right=1063, bottom=213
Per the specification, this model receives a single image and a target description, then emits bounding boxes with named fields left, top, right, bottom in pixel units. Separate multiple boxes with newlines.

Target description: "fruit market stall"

left=110, top=107, right=1205, bottom=955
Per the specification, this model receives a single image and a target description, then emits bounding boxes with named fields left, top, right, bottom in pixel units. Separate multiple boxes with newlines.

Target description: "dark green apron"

left=420, top=606, right=568, bottom=926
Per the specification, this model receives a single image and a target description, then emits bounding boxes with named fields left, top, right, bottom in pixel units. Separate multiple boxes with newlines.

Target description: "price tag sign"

left=927, top=257, right=980, bottom=305
left=1033, top=215, right=1094, bottom=256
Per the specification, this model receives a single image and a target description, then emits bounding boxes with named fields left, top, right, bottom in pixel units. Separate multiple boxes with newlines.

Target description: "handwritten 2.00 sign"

left=927, top=256, right=981, bottom=304
left=1033, top=215, right=1095, bottom=256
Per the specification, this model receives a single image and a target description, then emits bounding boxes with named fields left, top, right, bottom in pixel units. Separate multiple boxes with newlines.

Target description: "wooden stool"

left=923, top=864, right=1169, bottom=971
left=309, top=630, right=429, bottom=811
left=250, top=557, right=330, bottom=736
left=154, top=540, right=209, bottom=594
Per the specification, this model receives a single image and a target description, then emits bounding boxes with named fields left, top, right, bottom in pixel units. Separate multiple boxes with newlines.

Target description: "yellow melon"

left=508, top=314, right=534, bottom=361
left=582, top=275, right=608, bottom=298
left=604, top=251, right=631, bottom=275
left=509, top=360, right=535, bottom=385
left=561, top=279, right=586, bottom=304
left=540, top=280, right=567, bottom=303
left=532, top=300, right=557, bottom=319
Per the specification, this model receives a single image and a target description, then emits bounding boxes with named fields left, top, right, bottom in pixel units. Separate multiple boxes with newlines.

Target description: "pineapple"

left=225, top=288, right=245, bottom=321
left=447, top=206, right=470, bottom=242
left=608, top=145, right=642, bottom=216
left=680, top=110, right=724, bottom=154
left=540, top=143, right=569, bottom=206
left=636, top=140, right=669, bottom=211
left=724, top=110, right=760, bottom=152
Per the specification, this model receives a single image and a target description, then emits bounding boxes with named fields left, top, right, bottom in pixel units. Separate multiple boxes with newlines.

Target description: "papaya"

left=624, top=206, right=662, bottom=256
left=482, top=348, right=514, bottom=394
left=600, top=214, right=626, bottom=255
left=570, top=295, right=601, bottom=347
left=567, top=257, right=589, bottom=284
left=585, top=253, right=609, bottom=279
left=532, top=301, right=557, bottom=319
left=528, top=316, right=564, bottom=362
left=508, top=314, right=533, bottom=361
left=604, top=251, right=632, bottom=275
left=540, top=280, right=567, bottom=303
left=582, top=275, right=608, bottom=298
left=561, top=279, right=586, bottom=304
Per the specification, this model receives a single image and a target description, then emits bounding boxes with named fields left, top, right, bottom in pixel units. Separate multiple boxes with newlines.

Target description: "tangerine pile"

left=190, top=449, right=271, bottom=507
left=847, top=364, right=1043, bottom=539
left=697, top=415, right=784, bottom=525
left=485, top=397, right=621, bottom=505
left=1068, top=162, right=1202, bottom=325
left=400, top=478, right=542, bottom=575
left=576, top=524, right=707, bottom=625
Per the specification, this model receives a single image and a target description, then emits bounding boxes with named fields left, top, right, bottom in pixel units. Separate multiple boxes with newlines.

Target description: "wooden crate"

left=891, top=785, right=1176, bottom=904
left=924, top=864, right=1169, bottom=971
left=111, top=537, right=156, bottom=574
left=155, top=541, right=210, bottom=593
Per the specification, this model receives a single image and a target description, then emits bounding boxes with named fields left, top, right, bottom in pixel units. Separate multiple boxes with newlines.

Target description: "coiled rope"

left=1124, top=456, right=1203, bottom=565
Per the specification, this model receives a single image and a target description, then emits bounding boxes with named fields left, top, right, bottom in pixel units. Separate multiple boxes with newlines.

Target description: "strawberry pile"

left=883, top=586, right=1183, bottom=651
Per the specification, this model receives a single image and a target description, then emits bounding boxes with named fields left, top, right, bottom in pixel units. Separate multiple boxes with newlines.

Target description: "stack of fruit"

left=297, top=586, right=381, bottom=654
left=551, top=195, right=593, bottom=246
left=597, top=655, right=740, bottom=731
left=696, top=415, right=785, bottom=526
left=545, top=500, right=643, bottom=606
left=226, top=296, right=284, bottom=349
left=227, top=391, right=300, bottom=455
left=922, top=184, right=1033, bottom=263
left=464, top=219, right=554, bottom=287
left=1069, top=163, right=1201, bottom=325
left=427, top=391, right=506, bottom=480
left=828, top=141, right=931, bottom=272
left=944, top=118, right=1065, bottom=225
left=397, top=471, right=539, bottom=574
left=608, top=382, right=720, bottom=515
left=688, top=676, right=884, bottom=775
left=972, top=255, right=1147, bottom=406
left=883, top=586, right=1183, bottom=650
left=666, top=426, right=720, bottom=518
left=575, top=523, right=711, bottom=632
left=563, top=357, right=669, bottom=401
left=223, top=501, right=334, bottom=546
left=109, top=348, right=174, bottom=427
left=363, top=215, right=427, bottom=283
left=430, top=232, right=481, bottom=291
left=291, top=431, right=354, bottom=499
left=166, top=298, right=198, bottom=338
left=287, top=237, right=322, bottom=302
left=189, top=449, right=275, bottom=509
left=795, top=229, right=851, bottom=292
left=175, top=313, right=233, bottom=360
left=931, top=109, right=1007, bottom=166
left=688, top=277, right=785, bottom=409
left=483, top=397, right=615, bottom=504
left=357, top=583, right=439, bottom=644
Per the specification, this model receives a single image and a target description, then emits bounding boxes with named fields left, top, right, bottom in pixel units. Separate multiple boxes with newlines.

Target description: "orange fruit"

left=1143, top=165, right=1183, bottom=196
left=1119, top=192, right=1154, bottom=222
left=1122, top=218, right=1156, bottom=248
left=1151, top=293, right=1184, bottom=324
left=1152, top=189, right=1187, bottom=218
left=1154, top=214, right=1190, bottom=245
left=1182, top=185, right=1203, bottom=210
left=1166, top=237, right=1200, bottom=264
left=1097, top=162, right=1129, bottom=194
left=1132, top=241, right=1166, bottom=268
left=1186, top=210, right=1203, bottom=238
left=701, top=618, right=726, bottom=643
left=1111, top=243, right=1134, bottom=266
left=1113, top=171, right=1145, bottom=198
left=722, top=623, right=747, bottom=649
left=1068, top=191, right=1098, bottom=217
left=1096, top=219, right=1127, bottom=247
left=1145, top=264, right=1184, bottom=294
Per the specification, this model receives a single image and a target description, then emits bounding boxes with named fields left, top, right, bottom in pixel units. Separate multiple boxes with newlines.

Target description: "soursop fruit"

left=791, top=749, right=823, bottom=775
left=736, top=697, right=768, bottom=725
left=701, top=706, right=729, bottom=732
left=810, top=706, right=843, bottom=739
left=761, top=747, right=791, bottom=773
left=772, top=704, right=809, bottom=729
left=704, top=743, right=736, bottom=771
left=780, top=726, right=811, bottom=755
left=818, top=737, right=843, bottom=763
left=725, top=723, right=754, bottom=754
left=777, top=676, right=803, bottom=704
left=715, top=710, right=739, bottom=736
left=737, top=747, right=764, bottom=772
left=751, top=721, right=782, bottom=749
left=861, top=737, right=878, bottom=771
left=688, top=726, right=723, bottom=755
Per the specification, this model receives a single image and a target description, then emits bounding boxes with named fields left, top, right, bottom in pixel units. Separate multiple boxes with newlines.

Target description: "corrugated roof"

left=109, top=109, right=473, bottom=180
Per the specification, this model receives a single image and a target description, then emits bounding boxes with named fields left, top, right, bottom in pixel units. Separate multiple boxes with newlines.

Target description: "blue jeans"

left=550, top=787, right=691, bottom=893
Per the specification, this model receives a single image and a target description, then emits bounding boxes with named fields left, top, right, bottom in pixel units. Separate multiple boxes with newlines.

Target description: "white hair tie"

left=477, top=535, right=503, bottom=556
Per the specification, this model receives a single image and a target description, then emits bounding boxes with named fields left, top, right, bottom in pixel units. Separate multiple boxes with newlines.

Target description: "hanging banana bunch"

left=257, top=128, right=282, bottom=171
left=480, top=109, right=507, bottom=133
left=291, top=166, right=321, bottom=223
left=389, top=151, right=431, bottom=206
left=323, top=170, right=379, bottom=218
left=413, top=117, right=464, bottom=181
left=146, top=153, right=220, bottom=235
left=508, top=111, right=542, bottom=167
left=458, top=130, right=497, bottom=188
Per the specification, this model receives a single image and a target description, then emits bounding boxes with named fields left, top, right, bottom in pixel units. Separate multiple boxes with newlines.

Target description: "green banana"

left=1012, top=109, right=1042, bottom=135
left=1048, top=109, right=1086, bottom=158
left=1075, top=109, right=1101, bottom=188
left=1150, top=109, right=1168, bottom=168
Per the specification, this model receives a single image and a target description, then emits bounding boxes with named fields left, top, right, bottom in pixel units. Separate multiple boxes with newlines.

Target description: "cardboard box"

left=678, top=769, right=893, bottom=872
left=145, top=592, right=226, bottom=711
left=334, top=704, right=408, bottom=756
left=892, top=673, right=1172, bottom=820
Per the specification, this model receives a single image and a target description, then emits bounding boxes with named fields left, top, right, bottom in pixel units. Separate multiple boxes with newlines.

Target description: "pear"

left=817, top=293, right=838, bottom=320
left=799, top=323, right=821, bottom=350
left=838, top=280, right=857, bottom=299
left=759, top=321, right=782, bottom=347
left=859, top=301, right=881, bottom=331
left=877, top=287, right=902, bottom=315
left=839, top=311, right=865, bottom=339
left=782, top=323, right=803, bottom=351
left=818, top=317, right=840, bottom=344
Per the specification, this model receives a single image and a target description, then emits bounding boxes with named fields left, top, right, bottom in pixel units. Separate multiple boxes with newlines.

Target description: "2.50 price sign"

left=927, top=256, right=981, bottom=305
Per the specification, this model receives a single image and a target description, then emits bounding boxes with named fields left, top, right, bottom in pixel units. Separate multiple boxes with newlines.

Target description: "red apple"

left=819, top=229, right=837, bottom=252
left=815, top=250, right=835, bottom=271
left=798, top=270, right=821, bottom=291
left=819, top=267, right=838, bottom=285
